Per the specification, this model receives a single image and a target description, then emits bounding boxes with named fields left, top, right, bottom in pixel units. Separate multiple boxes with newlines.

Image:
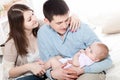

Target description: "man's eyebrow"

left=56, top=17, right=69, bottom=23
left=55, top=21, right=62, bottom=24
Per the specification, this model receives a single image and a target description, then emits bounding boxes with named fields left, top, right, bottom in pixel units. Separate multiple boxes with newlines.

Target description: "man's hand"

left=51, top=63, right=78, bottom=80
left=70, top=66, right=84, bottom=76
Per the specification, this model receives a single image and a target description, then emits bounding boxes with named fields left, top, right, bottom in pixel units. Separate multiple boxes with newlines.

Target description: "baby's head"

left=86, top=42, right=109, bottom=62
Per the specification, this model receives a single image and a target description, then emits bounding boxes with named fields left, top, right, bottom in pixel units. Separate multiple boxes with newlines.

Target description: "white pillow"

left=102, top=13, right=120, bottom=34
left=86, top=12, right=120, bottom=34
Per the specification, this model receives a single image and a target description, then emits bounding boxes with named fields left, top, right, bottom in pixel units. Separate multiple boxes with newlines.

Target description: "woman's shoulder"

left=3, top=39, right=18, bottom=63
left=4, top=39, right=16, bottom=53
left=5, top=39, right=14, bottom=46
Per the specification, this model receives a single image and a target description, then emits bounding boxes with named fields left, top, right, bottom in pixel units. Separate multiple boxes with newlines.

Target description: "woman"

left=2, top=4, right=80, bottom=80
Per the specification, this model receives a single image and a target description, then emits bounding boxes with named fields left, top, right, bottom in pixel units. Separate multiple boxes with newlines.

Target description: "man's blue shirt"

left=37, top=23, right=112, bottom=79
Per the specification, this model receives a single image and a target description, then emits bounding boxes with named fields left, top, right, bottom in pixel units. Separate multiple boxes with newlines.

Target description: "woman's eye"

left=28, top=18, right=31, bottom=22
left=28, top=19, right=31, bottom=22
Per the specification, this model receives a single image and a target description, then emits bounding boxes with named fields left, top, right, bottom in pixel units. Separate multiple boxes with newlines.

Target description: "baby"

left=44, top=42, right=109, bottom=70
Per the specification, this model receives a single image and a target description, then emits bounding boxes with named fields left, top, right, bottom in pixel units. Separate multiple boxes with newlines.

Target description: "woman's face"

left=23, top=10, right=39, bottom=30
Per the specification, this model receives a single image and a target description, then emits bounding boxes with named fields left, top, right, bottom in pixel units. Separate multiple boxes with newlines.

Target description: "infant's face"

left=85, top=45, right=99, bottom=61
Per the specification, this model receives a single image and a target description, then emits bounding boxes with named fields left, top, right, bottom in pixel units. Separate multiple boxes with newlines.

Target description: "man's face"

left=48, top=13, right=70, bottom=36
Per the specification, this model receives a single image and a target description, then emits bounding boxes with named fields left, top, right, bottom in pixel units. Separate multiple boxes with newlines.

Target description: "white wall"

left=31, top=0, right=46, bottom=19
left=65, top=0, right=120, bottom=24
left=31, top=0, right=120, bottom=24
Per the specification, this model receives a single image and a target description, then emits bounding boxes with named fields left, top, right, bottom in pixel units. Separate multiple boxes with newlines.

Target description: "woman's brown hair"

left=7, top=4, right=39, bottom=56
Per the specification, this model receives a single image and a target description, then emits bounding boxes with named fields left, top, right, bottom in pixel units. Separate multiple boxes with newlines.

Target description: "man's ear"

left=44, top=18, right=50, bottom=24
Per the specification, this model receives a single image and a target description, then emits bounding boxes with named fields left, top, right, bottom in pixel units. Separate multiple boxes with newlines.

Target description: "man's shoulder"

left=80, top=22, right=89, bottom=29
left=37, top=24, right=54, bottom=39
left=77, top=22, right=91, bottom=32
left=39, top=24, right=49, bottom=30
left=37, top=24, right=48, bottom=38
left=38, top=24, right=50, bottom=33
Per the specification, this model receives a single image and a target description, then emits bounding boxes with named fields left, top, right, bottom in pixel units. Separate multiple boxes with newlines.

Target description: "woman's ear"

left=44, top=18, right=50, bottom=25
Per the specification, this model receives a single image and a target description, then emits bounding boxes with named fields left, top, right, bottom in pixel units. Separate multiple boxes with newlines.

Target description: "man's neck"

left=58, top=33, right=64, bottom=40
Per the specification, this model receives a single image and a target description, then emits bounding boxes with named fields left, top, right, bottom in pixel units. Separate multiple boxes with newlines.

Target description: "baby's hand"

left=35, top=59, right=44, bottom=65
left=79, top=49, right=85, bottom=53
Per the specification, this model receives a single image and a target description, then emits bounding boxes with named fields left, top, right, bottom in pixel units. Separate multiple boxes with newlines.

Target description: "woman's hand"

left=69, top=14, right=80, bottom=32
left=28, top=61, right=45, bottom=76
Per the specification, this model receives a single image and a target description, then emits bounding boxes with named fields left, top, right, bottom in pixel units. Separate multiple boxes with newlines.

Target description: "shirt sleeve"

left=80, top=23, right=112, bottom=73
left=37, top=27, right=50, bottom=61
left=81, top=23, right=100, bottom=46
left=84, top=56, right=112, bottom=73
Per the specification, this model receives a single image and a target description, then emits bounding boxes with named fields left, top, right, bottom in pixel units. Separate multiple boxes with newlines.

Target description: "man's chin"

left=58, top=32, right=65, bottom=36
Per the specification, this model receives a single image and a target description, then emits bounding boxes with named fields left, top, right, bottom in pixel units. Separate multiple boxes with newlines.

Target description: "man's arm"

left=84, top=56, right=112, bottom=73
left=37, top=25, right=78, bottom=80
left=81, top=23, right=112, bottom=73
left=45, top=63, right=78, bottom=80
left=37, top=25, right=52, bottom=61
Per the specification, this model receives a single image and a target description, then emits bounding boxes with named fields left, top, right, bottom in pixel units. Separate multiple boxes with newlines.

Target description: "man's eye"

left=56, top=22, right=62, bottom=25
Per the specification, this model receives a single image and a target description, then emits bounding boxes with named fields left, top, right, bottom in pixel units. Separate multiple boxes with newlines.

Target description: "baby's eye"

left=32, top=13, right=34, bottom=15
left=89, top=47, right=92, bottom=53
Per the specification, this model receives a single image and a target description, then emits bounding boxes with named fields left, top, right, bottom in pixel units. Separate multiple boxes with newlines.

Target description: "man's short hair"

left=43, top=0, right=69, bottom=22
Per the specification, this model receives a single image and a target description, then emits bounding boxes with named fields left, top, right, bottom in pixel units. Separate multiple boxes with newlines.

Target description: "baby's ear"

left=94, top=59, right=100, bottom=62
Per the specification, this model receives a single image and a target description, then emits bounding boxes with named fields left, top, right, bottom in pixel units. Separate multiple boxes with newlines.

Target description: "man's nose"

left=62, top=22, right=68, bottom=28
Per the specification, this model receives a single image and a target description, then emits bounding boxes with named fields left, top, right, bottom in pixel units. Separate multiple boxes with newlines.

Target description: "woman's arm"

left=9, top=62, right=45, bottom=78
left=3, top=40, right=45, bottom=78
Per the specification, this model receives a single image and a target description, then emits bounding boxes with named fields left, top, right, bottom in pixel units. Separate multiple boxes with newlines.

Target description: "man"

left=37, top=0, right=112, bottom=80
